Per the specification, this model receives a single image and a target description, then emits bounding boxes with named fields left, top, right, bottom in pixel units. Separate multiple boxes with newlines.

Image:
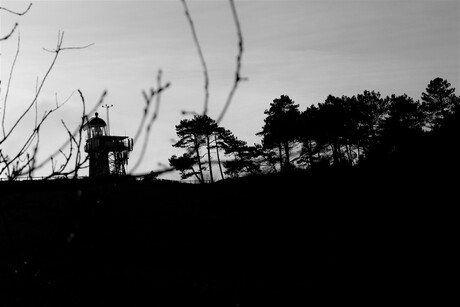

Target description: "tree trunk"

left=284, top=141, right=290, bottom=170
left=336, top=144, right=342, bottom=165
left=206, top=134, right=214, bottom=183
left=357, top=139, right=360, bottom=162
left=214, top=135, right=225, bottom=180
left=346, top=143, right=352, bottom=165
left=194, top=136, right=204, bottom=183
left=278, top=143, right=283, bottom=172
left=307, top=139, right=314, bottom=167
left=330, top=143, right=340, bottom=166
left=190, top=166, right=202, bottom=182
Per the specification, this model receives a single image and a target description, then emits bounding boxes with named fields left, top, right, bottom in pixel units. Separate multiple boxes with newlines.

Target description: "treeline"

left=169, top=77, right=460, bottom=182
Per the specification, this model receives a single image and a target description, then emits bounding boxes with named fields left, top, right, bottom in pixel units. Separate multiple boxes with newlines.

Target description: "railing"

left=180, top=179, right=213, bottom=184
left=0, top=176, right=213, bottom=183
left=85, top=136, right=133, bottom=153
left=0, top=176, right=87, bottom=181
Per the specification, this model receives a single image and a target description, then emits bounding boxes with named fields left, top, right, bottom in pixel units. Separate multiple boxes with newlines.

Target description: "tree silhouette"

left=374, top=94, right=425, bottom=161
left=314, top=95, right=358, bottom=166
left=354, top=90, right=388, bottom=157
left=383, top=94, right=423, bottom=136
left=171, top=115, right=206, bottom=182
left=421, top=77, right=459, bottom=130
left=222, top=132, right=260, bottom=178
left=169, top=152, right=201, bottom=181
left=257, top=95, right=301, bottom=172
left=212, top=127, right=236, bottom=180
left=171, top=114, right=227, bottom=182
left=297, top=105, right=320, bottom=168
left=170, top=114, right=261, bottom=181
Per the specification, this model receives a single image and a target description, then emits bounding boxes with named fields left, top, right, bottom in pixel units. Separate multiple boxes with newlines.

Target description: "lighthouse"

left=83, top=112, right=133, bottom=177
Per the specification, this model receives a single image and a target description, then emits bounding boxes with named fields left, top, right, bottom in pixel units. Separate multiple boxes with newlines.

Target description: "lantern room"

left=84, top=112, right=108, bottom=138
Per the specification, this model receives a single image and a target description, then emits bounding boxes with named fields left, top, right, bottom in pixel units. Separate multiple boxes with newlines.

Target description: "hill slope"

left=0, top=168, right=453, bottom=305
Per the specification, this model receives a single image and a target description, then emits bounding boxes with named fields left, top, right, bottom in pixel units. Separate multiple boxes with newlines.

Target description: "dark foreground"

left=0, top=167, right=454, bottom=306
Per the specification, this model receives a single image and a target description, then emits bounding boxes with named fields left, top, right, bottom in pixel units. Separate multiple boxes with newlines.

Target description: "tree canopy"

left=169, top=77, right=459, bottom=182
left=257, top=95, right=301, bottom=171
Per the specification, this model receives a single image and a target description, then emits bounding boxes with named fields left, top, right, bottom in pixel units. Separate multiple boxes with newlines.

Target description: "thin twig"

left=0, top=3, right=32, bottom=41
left=133, top=75, right=170, bottom=144
left=2, top=32, right=21, bottom=137
left=42, top=125, right=74, bottom=179
left=0, top=31, right=93, bottom=147
left=34, top=77, right=40, bottom=128
left=0, top=96, right=71, bottom=178
left=0, top=23, right=18, bottom=42
left=131, top=70, right=170, bottom=173
left=33, top=90, right=106, bottom=172
left=43, top=43, right=95, bottom=53
left=0, top=3, right=32, bottom=16
left=42, top=90, right=91, bottom=180
left=217, top=0, right=247, bottom=124
left=26, top=127, right=40, bottom=179
left=181, top=0, right=209, bottom=115
left=72, top=90, right=88, bottom=178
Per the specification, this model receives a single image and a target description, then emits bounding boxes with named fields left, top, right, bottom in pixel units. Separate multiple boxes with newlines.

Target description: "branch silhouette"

left=217, top=0, right=247, bottom=124
left=0, top=92, right=73, bottom=179
left=130, top=70, right=171, bottom=174
left=0, top=23, right=18, bottom=42
left=33, top=90, right=107, bottom=175
left=0, top=3, right=32, bottom=41
left=181, top=0, right=210, bottom=115
left=0, top=3, right=32, bottom=16
left=0, top=31, right=94, bottom=147
left=2, top=32, right=21, bottom=138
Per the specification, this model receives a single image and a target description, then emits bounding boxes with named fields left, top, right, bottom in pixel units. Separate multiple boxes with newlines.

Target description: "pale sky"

left=1, top=0, right=459, bottom=180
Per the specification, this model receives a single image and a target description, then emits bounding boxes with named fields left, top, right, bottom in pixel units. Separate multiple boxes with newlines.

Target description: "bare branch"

left=2, top=32, right=21, bottom=138
left=133, top=76, right=170, bottom=144
left=0, top=94, right=72, bottom=178
left=44, top=43, right=95, bottom=53
left=0, top=3, right=32, bottom=16
left=0, top=31, right=93, bottom=147
left=61, top=120, right=78, bottom=148
left=181, top=0, right=209, bottom=115
left=131, top=70, right=171, bottom=173
left=42, top=31, right=94, bottom=53
left=216, top=0, right=247, bottom=124
left=26, top=129, right=40, bottom=179
left=0, top=150, right=12, bottom=178
left=42, top=125, right=74, bottom=180
left=33, top=89, right=106, bottom=172
left=41, top=90, right=92, bottom=179
left=0, top=23, right=18, bottom=42
left=0, top=3, right=32, bottom=42
left=34, top=77, right=40, bottom=128
left=1, top=39, right=60, bottom=145
left=72, top=91, right=88, bottom=178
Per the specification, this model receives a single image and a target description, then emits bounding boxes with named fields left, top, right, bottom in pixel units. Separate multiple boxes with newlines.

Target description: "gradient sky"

left=1, top=0, right=459, bottom=180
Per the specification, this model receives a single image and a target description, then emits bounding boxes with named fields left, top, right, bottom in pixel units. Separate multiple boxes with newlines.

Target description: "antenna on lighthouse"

left=102, top=104, right=114, bottom=135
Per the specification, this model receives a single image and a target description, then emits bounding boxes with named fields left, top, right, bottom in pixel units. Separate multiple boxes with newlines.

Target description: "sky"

left=1, top=0, right=459, bottom=180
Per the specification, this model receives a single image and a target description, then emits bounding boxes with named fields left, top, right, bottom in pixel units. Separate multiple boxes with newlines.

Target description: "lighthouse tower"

left=83, top=112, right=133, bottom=177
